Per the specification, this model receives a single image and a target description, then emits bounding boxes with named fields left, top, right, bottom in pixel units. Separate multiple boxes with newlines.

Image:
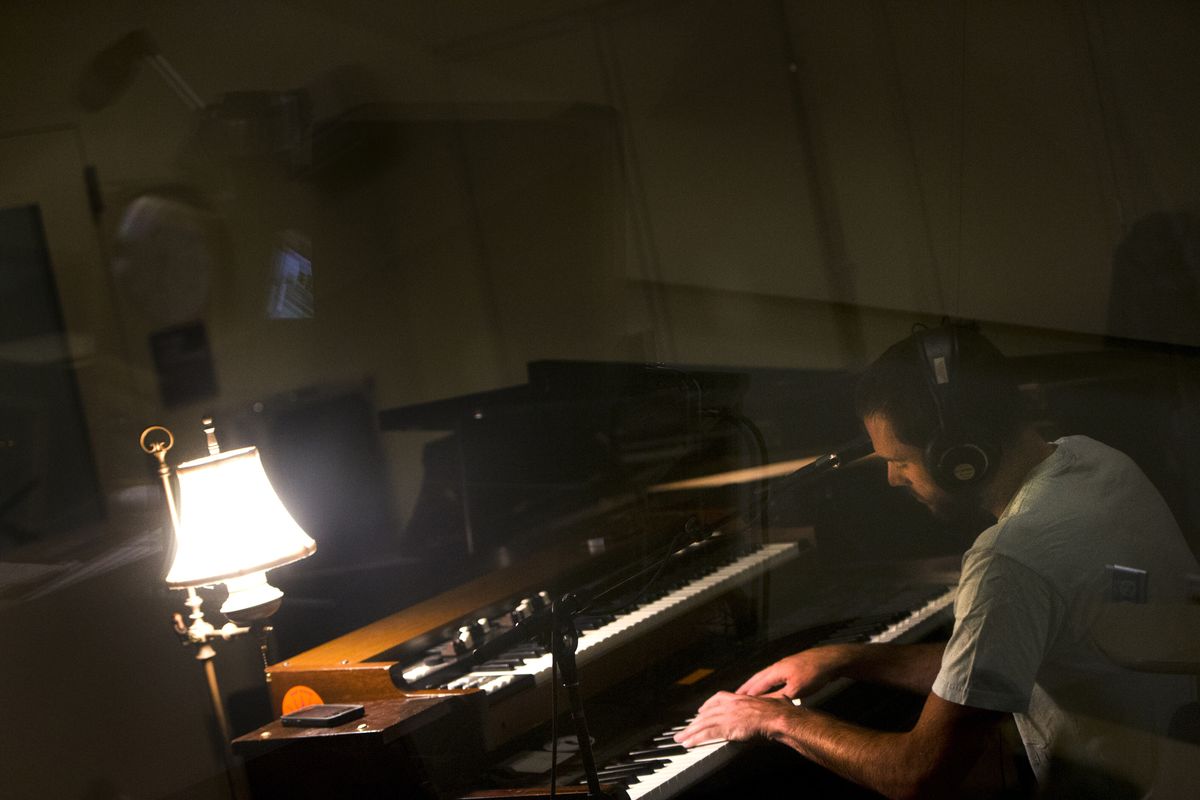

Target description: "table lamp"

left=141, top=418, right=316, bottom=799
left=143, top=418, right=316, bottom=637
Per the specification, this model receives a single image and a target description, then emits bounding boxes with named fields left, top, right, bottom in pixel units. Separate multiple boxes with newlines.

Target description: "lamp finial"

left=202, top=417, right=220, bottom=455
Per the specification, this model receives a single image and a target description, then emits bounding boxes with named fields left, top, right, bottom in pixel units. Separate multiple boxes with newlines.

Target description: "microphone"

left=770, top=435, right=875, bottom=493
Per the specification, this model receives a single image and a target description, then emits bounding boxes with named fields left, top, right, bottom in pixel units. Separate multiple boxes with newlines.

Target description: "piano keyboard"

left=591, top=584, right=958, bottom=800
left=442, top=542, right=800, bottom=696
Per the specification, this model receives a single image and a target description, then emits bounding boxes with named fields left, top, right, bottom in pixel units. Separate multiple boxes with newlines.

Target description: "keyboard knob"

left=454, top=625, right=476, bottom=654
left=511, top=598, right=534, bottom=624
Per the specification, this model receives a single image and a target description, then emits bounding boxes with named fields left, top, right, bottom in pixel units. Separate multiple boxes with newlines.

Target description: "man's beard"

left=912, top=487, right=982, bottom=525
left=909, top=490, right=996, bottom=545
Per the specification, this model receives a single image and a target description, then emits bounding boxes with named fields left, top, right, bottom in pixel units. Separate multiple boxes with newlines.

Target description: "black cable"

left=549, top=609, right=560, bottom=798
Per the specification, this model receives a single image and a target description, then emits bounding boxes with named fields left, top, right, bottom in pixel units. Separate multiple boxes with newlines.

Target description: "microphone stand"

left=549, top=592, right=613, bottom=800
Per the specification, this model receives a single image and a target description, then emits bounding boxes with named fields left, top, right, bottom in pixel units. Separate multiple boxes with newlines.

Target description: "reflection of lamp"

left=141, top=419, right=315, bottom=799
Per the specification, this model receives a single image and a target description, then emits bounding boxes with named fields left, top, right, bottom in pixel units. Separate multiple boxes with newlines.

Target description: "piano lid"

left=378, top=360, right=753, bottom=431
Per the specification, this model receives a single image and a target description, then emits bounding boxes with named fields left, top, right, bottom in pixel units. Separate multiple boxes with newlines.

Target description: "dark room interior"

left=2, top=2, right=1199, bottom=798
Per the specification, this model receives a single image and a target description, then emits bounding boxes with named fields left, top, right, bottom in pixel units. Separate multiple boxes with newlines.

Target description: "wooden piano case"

left=232, top=694, right=487, bottom=800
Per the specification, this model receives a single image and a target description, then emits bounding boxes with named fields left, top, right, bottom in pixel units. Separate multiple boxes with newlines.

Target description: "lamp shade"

left=164, top=445, right=316, bottom=589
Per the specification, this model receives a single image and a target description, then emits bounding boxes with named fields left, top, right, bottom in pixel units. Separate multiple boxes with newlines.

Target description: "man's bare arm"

left=676, top=691, right=1003, bottom=800
left=833, top=642, right=946, bottom=694
left=738, top=642, right=946, bottom=699
left=769, top=693, right=1003, bottom=799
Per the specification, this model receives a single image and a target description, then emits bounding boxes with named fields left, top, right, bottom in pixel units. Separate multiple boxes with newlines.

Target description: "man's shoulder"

left=1053, top=434, right=1138, bottom=471
left=1008, top=435, right=1153, bottom=522
left=970, top=433, right=1192, bottom=585
left=964, top=519, right=1054, bottom=578
left=965, top=498, right=1093, bottom=582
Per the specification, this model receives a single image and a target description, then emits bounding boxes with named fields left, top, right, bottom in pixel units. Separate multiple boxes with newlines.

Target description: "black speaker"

left=916, top=326, right=999, bottom=492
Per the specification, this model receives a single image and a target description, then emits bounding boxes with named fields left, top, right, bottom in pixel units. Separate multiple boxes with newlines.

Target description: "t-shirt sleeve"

left=932, top=547, right=1058, bottom=713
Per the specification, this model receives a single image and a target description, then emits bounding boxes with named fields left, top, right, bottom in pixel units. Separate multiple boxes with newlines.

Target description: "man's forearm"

left=829, top=642, right=945, bottom=695
left=767, top=705, right=934, bottom=800
left=765, top=694, right=999, bottom=800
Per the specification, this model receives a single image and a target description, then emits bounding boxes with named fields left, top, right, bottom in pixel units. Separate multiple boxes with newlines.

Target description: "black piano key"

left=596, top=763, right=658, bottom=779
left=586, top=775, right=638, bottom=788
left=628, top=744, right=688, bottom=758
left=575, top=615, right=615, bottom=630
left=606, top=758, right=669, bottom=770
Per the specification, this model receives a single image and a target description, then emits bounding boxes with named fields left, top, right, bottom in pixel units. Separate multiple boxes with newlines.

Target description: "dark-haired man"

left=676, top=326, right=1198, bottom=798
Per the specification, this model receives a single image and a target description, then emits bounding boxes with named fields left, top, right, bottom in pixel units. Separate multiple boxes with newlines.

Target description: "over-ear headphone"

left=914, top=326, right=999, bottom=491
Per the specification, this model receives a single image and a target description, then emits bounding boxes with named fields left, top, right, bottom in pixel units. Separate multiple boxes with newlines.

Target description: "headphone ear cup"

left=925, top=436, right=996, bottom=491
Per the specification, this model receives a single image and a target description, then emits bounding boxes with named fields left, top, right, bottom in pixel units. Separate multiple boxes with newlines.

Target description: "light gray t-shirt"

left=932, top=436, right=1198, bottom=788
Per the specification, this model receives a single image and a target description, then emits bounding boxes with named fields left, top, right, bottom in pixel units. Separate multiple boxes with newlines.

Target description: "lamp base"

left=220, top=570, right=284, bottom=624
left=224, top=597, right=282, bottom=626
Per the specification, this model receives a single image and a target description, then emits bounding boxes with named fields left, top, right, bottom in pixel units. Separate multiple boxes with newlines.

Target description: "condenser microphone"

left=771, top=435, right=874, bottom=492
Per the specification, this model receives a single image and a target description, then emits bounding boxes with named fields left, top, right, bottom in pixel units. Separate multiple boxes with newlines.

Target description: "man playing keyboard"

left=676, top=324, right=1198, bottom=799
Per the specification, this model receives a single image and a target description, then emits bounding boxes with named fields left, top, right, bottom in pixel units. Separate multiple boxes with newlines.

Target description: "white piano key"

left=449, top=543, right=800, bottom=694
